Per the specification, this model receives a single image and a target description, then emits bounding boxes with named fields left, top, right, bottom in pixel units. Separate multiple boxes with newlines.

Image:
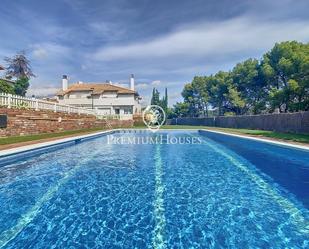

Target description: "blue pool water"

left=0, top=130, right=308, bottom=248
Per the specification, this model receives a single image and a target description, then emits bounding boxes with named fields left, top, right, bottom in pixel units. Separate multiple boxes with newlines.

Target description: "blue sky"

left=0, top=0, right=309, bottom=105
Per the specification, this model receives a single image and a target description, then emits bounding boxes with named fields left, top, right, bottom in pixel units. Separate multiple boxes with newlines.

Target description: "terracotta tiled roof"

left=56, top=83, right=136, bottom=96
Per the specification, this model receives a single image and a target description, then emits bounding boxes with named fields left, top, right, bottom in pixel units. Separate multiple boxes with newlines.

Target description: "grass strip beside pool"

left=0, top=127, right=106, bottom=146
left=153, top=126, right=309, bottom=144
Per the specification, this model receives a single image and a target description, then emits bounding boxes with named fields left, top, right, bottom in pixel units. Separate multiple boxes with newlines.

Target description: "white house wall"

left=59, top=94, right=136, bottom=106
left=57, top=92, right=141, bottom=117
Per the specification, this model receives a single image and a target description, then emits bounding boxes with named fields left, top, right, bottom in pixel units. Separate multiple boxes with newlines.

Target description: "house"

left=56, top=74, right=142, bottom=117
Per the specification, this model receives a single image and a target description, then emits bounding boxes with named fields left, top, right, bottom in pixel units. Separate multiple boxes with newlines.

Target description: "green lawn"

left=0, top=127, right=105, bottom=146
left=133, top=125, right=309, bottom=144
left=161, top=125, right=309, bottom=144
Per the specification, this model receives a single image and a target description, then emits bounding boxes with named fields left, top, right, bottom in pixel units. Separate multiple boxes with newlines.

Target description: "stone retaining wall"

left=167, top=111, right=309, bottom=134
left=0, top=108, right=133, bottom=137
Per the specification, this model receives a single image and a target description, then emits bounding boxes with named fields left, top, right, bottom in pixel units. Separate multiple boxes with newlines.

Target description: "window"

left=123, top=107, right=133, bottom=114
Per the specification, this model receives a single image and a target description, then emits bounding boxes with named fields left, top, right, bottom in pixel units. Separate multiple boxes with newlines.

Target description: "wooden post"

left=35, top=99, right=39, bottom=111
left=8, top=94, right=12, bottom=108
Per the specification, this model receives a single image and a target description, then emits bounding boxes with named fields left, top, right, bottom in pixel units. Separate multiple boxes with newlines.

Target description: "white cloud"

left=33, top=47, right=48, bottom=59
left=135, top=80, right=163, bottom=90
left=135, top=83, right=149, bottom=90
left=92, top=16, right=309, bottom=61
left=31, top=43, right=71, bottom=60
left=168, top=92, right=182, bottom=102
left=151, top=80, right=161, bottom=86
left=27, top=87, right=59, bottom=97
left=88, top=22, right=125, bottom=40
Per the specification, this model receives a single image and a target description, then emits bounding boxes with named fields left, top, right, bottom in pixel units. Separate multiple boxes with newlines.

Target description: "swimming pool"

left=0, top=130, right=308, bottom=248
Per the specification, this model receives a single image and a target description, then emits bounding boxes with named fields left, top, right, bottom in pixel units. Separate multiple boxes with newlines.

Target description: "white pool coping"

left=0, top=129, right=117, bottom=157
left=200, top=129, right=309, bottom=151
left=0, top=128, right=308, bottom=158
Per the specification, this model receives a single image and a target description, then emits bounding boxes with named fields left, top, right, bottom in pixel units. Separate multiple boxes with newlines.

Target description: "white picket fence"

left=0, top=93, right=134, bottom=120
left=0, top=93, right=96, bottom=116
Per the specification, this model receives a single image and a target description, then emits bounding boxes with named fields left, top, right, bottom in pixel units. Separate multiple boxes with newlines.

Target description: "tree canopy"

left=4, top=51, right=35, bottom=80
left=150, top=87, right=168, bottom=113
left=14, top=77, right=30, bottom=96
left=1, top=51, right=34, bottom=96
left=0, top=79, right=14, bottom=94
left=171, top=41, right=309, bottom=117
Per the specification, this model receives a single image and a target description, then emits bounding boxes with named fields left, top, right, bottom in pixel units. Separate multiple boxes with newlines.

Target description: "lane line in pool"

left=152, top=144, right=167, bottom=249
left=196, top=134, right=309, bottom=235
left=0, top=149, right=103, bottom=248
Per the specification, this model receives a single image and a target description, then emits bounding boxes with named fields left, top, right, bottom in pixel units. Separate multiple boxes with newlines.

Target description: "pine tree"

left=4, top=51, right=35, bottom=79
left=151, top=88, right=161, bottom=105
left=164, top=88, right=168, bottom=110
left=151, top=88, right=155, bottom=105
left=150, top=87, right=168, bottom=112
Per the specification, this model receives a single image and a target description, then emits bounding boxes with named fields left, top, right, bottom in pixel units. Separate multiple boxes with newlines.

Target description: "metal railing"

left=0, top=93, right=96, bottom=116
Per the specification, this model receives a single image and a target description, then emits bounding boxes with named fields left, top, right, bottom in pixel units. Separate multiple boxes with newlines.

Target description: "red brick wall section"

left=133, top=114, right=144, bottom=126
left=0, top=108, right=133, bottom=137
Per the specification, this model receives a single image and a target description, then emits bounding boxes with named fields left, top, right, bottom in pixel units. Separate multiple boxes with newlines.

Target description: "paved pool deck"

left=0, top=130, right=108, bottom=151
